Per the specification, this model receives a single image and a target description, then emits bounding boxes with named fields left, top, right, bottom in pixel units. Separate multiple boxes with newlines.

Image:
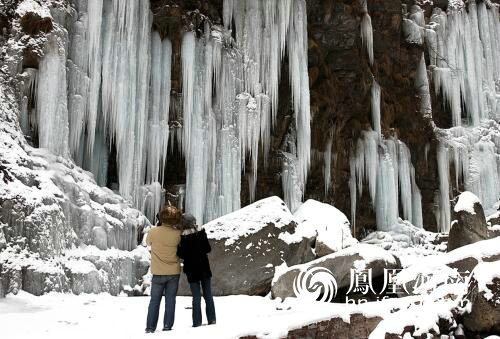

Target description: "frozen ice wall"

left=28, top=0, right=312, bottom=224
left=181, top=0, right=312, bottom=222
left=349, top=131, right=423, bottom=232
left=31, top=0, right=170, bottom=222
left=413, top=1, right=500, bottom=232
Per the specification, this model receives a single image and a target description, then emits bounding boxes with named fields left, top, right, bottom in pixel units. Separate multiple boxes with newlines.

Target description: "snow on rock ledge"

left=282, top=199, right=358, bottom=257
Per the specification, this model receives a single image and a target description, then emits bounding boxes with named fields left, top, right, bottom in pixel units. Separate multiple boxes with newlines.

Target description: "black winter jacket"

left=177, top=229, right=212, bottom=283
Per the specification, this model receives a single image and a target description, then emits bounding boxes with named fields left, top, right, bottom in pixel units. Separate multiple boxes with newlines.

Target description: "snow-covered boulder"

left=463, top=261, right=500, bottom=333
left=286, top=199, right=358, bottom=257
left=394, top=237, right=500, bottom=296
left=177, top=197, right=314, bottom=296
left=271, top=244, right=399, bottom=300
left=448, top=192, right=489, bottom=251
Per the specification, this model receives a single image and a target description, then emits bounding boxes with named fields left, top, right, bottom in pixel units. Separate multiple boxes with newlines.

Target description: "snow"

left=0, top=290, right=442, bottom=339
left=281, top=199, right=358, bottom=251
left=16, top=0, right=52, bottom=19
left=454, top=191, right=481, bottom=215
left=203, top=197, right=295, bottom=246
left=472, top=261, right=500, bottom=302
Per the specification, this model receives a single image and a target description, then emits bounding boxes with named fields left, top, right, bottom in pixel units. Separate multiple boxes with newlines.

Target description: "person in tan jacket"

left=145, top=204, right=182, bottom=333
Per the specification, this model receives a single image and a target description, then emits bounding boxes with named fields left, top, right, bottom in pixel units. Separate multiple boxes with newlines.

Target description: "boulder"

left=178, top=197, right=315, bottom=296
left=395, top=237, right=500, bottom=296
left=448, top=192, right=489, bottom=251
left=463, top=261, right=500, bottom=333
left=290, top=199, right=358, bottom=258
left=271, top=244, right=399, bottom=300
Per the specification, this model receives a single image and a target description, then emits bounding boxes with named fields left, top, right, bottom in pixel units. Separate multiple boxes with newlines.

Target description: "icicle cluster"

left=411, top=1, right=500, bottom=232
left=181, top=0, right=311, bottom=222
left=424, top=2, right=500, bottom=126
left=32, top=0, right=172, bottom=222
left=435, top=122, right=500, bottom=232
left=349, top=131, right=423, bottom=231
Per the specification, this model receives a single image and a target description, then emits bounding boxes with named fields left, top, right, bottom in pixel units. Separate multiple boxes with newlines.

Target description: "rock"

left=395, top=237, right=500, bottom=296
left=290, top=199, right=358, bottom=258
left=279, top=313, right=382, bottom=339
left=271, top=244, right=399, bottom=300
left=22, top=266, right=69, bottom=296
left=448, top=192, right=489, bottom=251
left=463, top=261, right=500, bottom=333
left=177, top=197, right=315, bottom=296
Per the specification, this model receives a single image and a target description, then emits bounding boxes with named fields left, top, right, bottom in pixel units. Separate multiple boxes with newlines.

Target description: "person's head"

left=159, top=203, right=181, bottom=226
left=181, top=213, right=197, bottom=231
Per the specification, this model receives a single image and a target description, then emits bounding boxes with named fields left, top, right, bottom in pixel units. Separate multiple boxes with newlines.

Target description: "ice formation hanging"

left=411, top=1, right=500, bottom=232
left=349, top=131, right=423, bottom=231
left=435, top=122, right=500, bottom=232
left=423, top=1, right=500, bottom=126
left=181, top=0, right=311, bottom=222
left=32, top=0, right=170, bottom=222
left=360, top=0, right=374, bottom=65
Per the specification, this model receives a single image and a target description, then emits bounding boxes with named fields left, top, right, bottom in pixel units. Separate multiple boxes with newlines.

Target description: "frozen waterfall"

left=349, top=131, right=423, bottom=231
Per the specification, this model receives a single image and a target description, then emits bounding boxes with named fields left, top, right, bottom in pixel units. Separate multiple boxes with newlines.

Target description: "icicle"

left=411, top=167, right=423, bottom=228
left=324, top=135, right=333, bottom=197
left=147, top=33, right=172, bottom=187
left=415, top=53, right=432, bottom=119
left=37, top=33, right=70, bottom=157
left=375, top=149, right=398, bottom=231
left=371, top=79, right=381, bottom=137
left=349, top=155, right=357, bottom=235
left=85, top=0, right=103, bottom=154
left=437, top=143, right=451, bottom=233
left=282, top=153, right=302, bottom=213
left=360, top=0, right=374, bottom=65
left=398, top=142, right=413, bottom=222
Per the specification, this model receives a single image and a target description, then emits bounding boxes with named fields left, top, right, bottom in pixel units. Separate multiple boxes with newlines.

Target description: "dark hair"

left=159, top=203, right=181, bottom=225
left=181, top=213, right=197, bottom=231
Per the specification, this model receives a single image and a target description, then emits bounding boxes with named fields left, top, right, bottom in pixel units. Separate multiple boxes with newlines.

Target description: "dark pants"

left=146, top=274, right=179, bottom=331
left=189, top=277, right=216, bottom=326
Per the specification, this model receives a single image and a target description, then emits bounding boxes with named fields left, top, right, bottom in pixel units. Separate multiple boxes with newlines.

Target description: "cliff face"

left=151, top=0, right=440, bottom=235
left=2, top=0, right=500, bottom=239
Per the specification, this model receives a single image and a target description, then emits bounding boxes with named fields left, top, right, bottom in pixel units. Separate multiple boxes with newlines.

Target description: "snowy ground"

left=0, top=292, right=429, bottom=339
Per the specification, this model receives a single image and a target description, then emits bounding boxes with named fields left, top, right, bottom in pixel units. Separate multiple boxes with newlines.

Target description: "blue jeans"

left=146, top=275, right=179, bottom=331
left=189, top=278, right=216, bottom=327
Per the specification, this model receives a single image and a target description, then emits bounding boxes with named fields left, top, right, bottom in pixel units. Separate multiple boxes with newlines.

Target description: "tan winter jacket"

left=146, top=224, right=181, bottom=275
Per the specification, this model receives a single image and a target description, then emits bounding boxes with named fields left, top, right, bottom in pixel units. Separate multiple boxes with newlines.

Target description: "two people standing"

left=145, top=205, right=216, bottom=333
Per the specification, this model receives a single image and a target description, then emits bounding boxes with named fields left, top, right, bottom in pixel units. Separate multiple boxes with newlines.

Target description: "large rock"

left=463, top=261, right=500, bottom=333
left=448, top=192, right=489, bottom=251
left=395, top=237, right=500, bottom=296
left=290, top=199, right=358, bottom=258
left=271, top=243, right=399, bottom=300
left=178, top=197, right=315, bottom=296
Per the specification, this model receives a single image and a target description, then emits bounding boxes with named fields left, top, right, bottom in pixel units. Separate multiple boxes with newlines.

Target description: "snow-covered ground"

left=0, top=292, right=432, bottom=339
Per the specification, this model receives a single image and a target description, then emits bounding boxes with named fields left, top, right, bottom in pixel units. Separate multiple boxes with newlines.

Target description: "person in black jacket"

left=177, top=213, right=216, bottom=327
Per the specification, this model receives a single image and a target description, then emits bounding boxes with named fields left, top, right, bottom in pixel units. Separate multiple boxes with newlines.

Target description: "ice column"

left=37, top=33, right=70, bottom=157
